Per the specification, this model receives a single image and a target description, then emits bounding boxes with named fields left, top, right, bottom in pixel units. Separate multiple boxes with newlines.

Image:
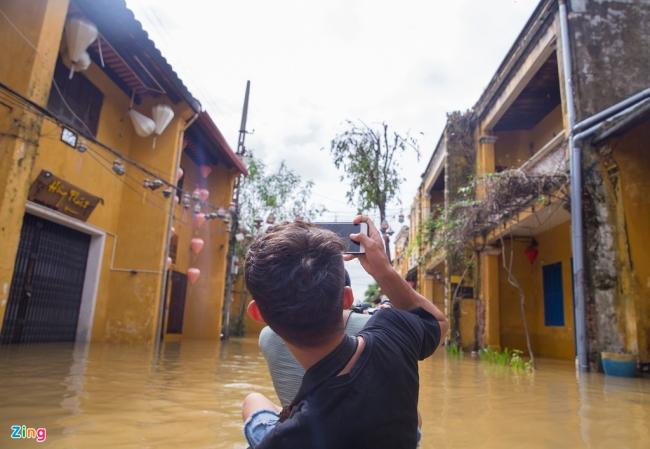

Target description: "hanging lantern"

left=199, top=188, right=210, bottom=202
left=128, top=109, right=155, bottom=137
left=176, top=167, right=184, bottom=182
left=398, top=212, right=405, bottom=224
left=192, top=188, right=201, bottom=203
left=523, top=240, right=539, bottom=264
left=266, top=213, right=276, bottom=225
left=190, top=237, right=205, bottom=255
left=112, top=159, right=125, bottom=176
left=152, top=104, right=174, bottom=135
left=193, top=213, right=206, bottom=228
left=150, top=104, right=174, bottom=148
left=216, top=207, right=227, bottom=218
left=64, top=17, right=98, bottom=78
left=182, top=193, right=191, bottom=209
left=193, top=203, right=202, bottom=214
left=166, top=257, right=173, bottom=270
left=71, top=51, right=92, bottom=73
left=200, top=165, right=212, bottom=179
left=187, top=267, right=201, bottom=284
left=228, top=202, right=237, bottom=214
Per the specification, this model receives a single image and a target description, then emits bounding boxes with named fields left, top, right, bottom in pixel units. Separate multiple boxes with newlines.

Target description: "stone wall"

left=569, top=0, right=650, bottom=121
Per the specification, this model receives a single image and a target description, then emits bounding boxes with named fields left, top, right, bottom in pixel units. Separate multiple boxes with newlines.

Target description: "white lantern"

left=71, top=51, right=91, bottom=72
left=152, top=104, right=174, bottom=136
left=65, top=17, right=98, bottom=78
left=128, top=109, right=155, bottom=137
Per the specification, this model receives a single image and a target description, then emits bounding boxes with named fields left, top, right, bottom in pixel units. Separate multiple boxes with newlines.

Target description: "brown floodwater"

left=0, top=338, right=648, bottom=448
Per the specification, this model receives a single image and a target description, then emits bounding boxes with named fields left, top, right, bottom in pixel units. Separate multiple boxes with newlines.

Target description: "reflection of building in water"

left=395, top=0, right=650, bottom=371
left=0, top=0, right=246, bottom=345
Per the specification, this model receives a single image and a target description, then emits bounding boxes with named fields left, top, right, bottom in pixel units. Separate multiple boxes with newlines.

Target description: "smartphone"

left=313, top=222, right=369, bottom=254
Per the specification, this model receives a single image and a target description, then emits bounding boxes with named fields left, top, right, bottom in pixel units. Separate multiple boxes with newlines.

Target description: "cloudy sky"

left=126, top=0, right=539, bottom=299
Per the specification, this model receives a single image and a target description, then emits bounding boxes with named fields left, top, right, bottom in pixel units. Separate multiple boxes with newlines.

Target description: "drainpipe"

left=558, top=0, right=588, bottom=372
left=154, top=109, right=200, bottom=353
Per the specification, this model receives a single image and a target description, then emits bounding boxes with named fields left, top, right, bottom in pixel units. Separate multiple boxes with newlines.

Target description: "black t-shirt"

left=257, top=307, right=441, bottom=449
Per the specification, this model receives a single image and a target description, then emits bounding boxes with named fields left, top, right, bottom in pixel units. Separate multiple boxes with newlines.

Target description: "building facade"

left=400, top=0, right=650, bottom=370
left=0, top=0, right=245, bottom=345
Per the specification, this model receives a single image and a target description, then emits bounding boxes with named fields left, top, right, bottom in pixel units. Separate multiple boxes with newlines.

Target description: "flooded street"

left=1, top=338, right=648, bottom=449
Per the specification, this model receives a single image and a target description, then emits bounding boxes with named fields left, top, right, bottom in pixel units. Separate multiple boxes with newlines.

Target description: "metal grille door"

left=1, top=214, right=91, bottom=344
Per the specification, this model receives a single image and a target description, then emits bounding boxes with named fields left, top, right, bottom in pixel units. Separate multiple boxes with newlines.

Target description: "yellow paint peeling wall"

left=612, top=120, right=650, bottom=360
left=498, top=221, right=575, bottom=359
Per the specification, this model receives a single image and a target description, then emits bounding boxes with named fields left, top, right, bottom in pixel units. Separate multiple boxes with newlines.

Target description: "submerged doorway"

left=1, top=213, right=90, bottom=344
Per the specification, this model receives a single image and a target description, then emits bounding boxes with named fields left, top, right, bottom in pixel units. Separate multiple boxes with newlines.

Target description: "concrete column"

left=0, top=0, right=68, bottom=332
left=477, top=135, right=497, bottom=200
left=481, top=254, right=501, bottom=348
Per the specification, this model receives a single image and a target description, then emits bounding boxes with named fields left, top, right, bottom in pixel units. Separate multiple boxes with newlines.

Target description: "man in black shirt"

left=243, top=216, right=448, bottom=449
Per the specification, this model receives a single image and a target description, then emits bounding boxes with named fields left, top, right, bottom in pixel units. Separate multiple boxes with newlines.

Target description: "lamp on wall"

left=64, top=17, right=97, bottom=79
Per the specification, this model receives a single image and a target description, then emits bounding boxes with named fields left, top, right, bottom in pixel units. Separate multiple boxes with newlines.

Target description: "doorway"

left=1, top=213, right=91, bottom=343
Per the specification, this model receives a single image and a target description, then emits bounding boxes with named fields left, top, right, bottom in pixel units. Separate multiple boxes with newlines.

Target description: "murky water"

left=0, top=339, right=648, bottom=449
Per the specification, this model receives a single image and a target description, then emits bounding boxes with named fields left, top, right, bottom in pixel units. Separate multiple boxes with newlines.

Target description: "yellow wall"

left=170, top=155, right=235, bottom=340
left=0, top=0, right=70, bottom=333
left=494, top=105, right=563, bottom=169
left=498, top=221, right=575, bottom=359
left=612, top=120, right=650, bottom=360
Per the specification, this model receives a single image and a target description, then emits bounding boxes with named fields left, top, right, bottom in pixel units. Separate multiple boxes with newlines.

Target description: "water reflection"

left=0, top=339, right=648, bottom=448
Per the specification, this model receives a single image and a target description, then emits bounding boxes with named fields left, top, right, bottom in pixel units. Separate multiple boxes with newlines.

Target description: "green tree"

left=328, top=120, right=419, bottom=228
left=238, top=154, right=325, bottom=232
left=364, top=282, right=381, bottom=305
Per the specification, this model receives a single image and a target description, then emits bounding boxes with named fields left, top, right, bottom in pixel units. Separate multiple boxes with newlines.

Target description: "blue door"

left=543, top=262, right=565, bottom=327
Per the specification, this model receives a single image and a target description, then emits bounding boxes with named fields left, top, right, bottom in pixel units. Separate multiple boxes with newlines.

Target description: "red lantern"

left=523, top=241, right=539, bottom=264
left=191, top=237, right=205, bottom=255
left=200, top=165, right=212, bottom=179
left=187, top=267, right=201, bottom=284
left=193, top=213, right=206, bottom=228
left=199, top=188, right=210, bottom=202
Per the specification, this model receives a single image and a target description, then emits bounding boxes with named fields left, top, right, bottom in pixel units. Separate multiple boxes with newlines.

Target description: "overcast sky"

left=126, top=0, right=539, bottom=299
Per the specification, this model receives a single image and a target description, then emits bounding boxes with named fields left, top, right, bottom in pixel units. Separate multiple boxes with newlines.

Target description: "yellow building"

left=0, top=0, right=245, bottom=345
left=408, top=0, right=650, bottom=370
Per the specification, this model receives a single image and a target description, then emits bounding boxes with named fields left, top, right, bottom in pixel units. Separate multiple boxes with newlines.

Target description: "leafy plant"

left=478, top=347, right=532, bottom=371
left=445, top=342, right=464, bottom=358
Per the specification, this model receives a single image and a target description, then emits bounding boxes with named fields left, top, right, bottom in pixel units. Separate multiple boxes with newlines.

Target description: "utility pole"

left=221, top=80, right=250, bottom=340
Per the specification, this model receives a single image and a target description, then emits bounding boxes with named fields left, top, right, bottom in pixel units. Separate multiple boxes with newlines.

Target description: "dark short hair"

left=245, top=222, right=346, bottom=346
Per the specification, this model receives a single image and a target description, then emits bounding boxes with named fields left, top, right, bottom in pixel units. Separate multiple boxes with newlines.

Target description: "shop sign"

left=28, top=170, right=102, bottom=221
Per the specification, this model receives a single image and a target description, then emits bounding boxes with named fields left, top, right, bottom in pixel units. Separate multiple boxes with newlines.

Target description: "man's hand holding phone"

left=344, top=215, right=392, bottom=281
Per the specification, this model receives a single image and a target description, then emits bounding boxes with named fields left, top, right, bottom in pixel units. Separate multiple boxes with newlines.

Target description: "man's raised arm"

left=347, top=216, right=449, bottom=342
